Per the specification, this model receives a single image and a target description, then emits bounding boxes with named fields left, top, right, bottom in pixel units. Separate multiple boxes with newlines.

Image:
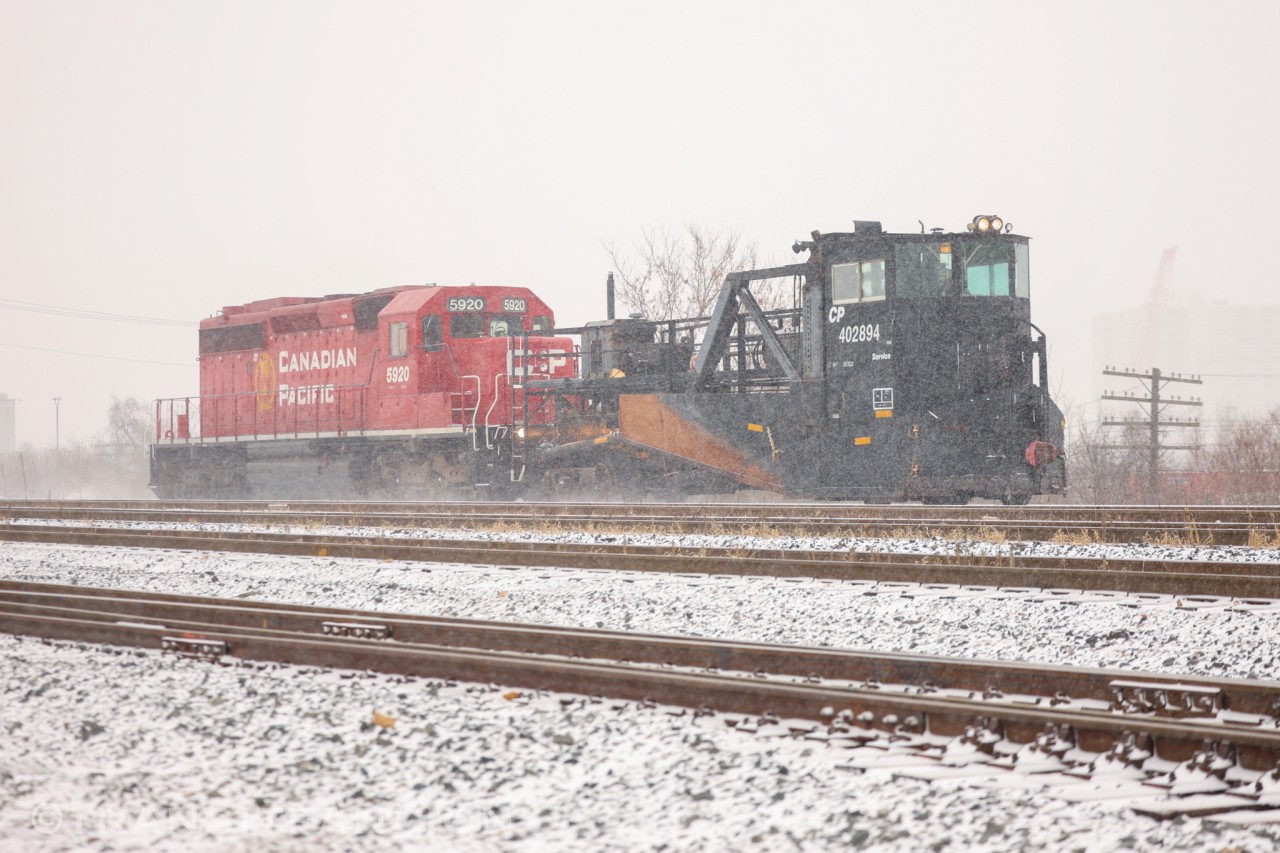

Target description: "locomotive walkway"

left=3, top=580, right=1280, bottom=822
left=3, top=499, right=1279, bottom=546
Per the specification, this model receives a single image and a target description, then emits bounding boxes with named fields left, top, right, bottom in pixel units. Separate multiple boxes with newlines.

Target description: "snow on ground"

left=2, top=540, right=1277, bottom=680
left=2, top=534, right=1280, bottom=850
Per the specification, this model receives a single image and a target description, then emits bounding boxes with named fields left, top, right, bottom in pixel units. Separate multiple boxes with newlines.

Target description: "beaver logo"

left=248, top=353, right=276, bottom=412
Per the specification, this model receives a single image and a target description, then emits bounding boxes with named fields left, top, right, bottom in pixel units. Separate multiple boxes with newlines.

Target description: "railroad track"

left=3, top=520, right=1280, bottom=599
left=3, top=499, right=1280, bottom=546
left=4, top=580, right=1280, bottom=822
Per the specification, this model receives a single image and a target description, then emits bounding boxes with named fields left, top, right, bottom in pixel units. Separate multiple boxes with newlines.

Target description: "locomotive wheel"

left=922, top=494, right=969, bottom=505
left=348, top=455, right=375, bottom=496
left=1001, top=492, right=1032, bottom=506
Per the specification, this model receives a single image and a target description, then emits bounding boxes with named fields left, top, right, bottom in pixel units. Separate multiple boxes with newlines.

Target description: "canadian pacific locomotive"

left=151, top=216, right=1066, bottom=503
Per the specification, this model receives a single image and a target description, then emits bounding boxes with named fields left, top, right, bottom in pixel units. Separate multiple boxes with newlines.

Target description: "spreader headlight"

left=967, top=215, right=1007, bottom=234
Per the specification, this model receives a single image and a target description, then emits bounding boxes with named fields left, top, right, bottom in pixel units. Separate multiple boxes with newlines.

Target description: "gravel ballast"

left=2, top=536, right=1280, bottom=850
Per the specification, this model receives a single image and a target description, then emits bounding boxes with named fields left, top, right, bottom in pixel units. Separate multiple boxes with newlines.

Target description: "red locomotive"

left=152, top=284, right=574, bottom=497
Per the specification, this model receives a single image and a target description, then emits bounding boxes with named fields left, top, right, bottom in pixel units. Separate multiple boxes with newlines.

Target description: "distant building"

left=1092, top=299, right=1280, bottom=426
left=0, top=394, right=13, bottom=454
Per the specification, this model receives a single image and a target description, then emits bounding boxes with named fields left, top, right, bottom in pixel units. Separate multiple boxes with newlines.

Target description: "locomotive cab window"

left=831, top=259, right=886, bottom=305
left=531, top=315, right=552, bottom=333
left=488, top=314, right=523, bottom=337
left=963, top=243, right=1012, bottom=297
left=389, top=321, right=409, bottom=358
left=450, top=313, right=484, bottom=339
left=422, top=315, right=442, bottom=350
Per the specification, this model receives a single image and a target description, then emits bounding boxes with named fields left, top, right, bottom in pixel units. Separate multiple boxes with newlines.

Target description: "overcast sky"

left=2, top=1, right=1278, bottom=448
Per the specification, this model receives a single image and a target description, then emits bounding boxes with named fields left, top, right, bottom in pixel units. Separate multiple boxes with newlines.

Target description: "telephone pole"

left=1101, top=366, right=1202, bottom=501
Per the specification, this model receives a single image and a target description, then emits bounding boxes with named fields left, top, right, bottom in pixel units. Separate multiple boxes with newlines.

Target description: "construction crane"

left=1137, top=246, right=1177, bottom=369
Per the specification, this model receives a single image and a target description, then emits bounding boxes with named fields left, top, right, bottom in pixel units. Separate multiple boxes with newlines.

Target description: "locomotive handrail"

left=431, top=343, right=483, bottom=446
left=484, top=373, right=504, bottom=450
left=154, top=383, right=375, bottom=444
left=462, top=375, right=481, bottom=449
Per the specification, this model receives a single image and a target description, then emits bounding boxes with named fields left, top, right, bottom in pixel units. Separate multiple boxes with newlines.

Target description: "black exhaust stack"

left=606, top=272, right=616, bottom=320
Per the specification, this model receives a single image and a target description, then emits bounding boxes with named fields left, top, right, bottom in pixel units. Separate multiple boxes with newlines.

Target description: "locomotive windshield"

left=448, top=312, right=532, bottom=338
left=422, top=315, right=442, bottom=350
left=450, top=313, right=484, bottom=338
left=489, top=314, right=522, bottom=336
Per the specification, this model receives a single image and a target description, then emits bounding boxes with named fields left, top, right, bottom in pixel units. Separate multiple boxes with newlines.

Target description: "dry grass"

left=1048, top=528, right=1103, bottom=546
left=874, top=524, right=1010, bottom=544
left=1247, top=527, right=1280, bottom=549
left=1140, top=529, right=1215, bottom=548
left=970, top=525, right=1008, bottom=544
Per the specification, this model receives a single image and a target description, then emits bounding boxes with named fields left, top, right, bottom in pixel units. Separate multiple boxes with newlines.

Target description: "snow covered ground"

left=2, top=534, right=1280, bottom=850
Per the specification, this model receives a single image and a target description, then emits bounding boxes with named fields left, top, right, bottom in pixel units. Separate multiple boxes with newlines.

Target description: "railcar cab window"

left=389, top=321, right=409, bottom=357
left=831, top=259, right=886, bottom=305
left=895, top=243, right=952, bottom=298
left=963, top=243, right=1012, bottom=297
left=450, top=313, right=484, bottom=338
left=421, top=315, right=442, bottom=350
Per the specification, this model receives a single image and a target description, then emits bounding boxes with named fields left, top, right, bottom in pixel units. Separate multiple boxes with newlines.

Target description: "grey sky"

left=2, top=1, right=1277, bottom=447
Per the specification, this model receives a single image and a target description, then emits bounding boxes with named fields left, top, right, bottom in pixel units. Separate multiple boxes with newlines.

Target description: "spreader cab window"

left=964, top=243, right=1012, bottom=297
left=1015, top=243, right=1030, bottom=297
left=831, top=259, right=886, bottom=305
left=389, top=321, right=409, bottom=357
left=896, top=244, right=953, bottom=298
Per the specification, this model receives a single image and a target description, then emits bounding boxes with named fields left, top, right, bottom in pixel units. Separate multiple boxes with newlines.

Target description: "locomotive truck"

left=151, top=215, right=1066, bottom=503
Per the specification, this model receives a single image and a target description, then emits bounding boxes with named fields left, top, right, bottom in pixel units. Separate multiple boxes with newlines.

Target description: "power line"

left=0, top=298, right=197, bottom=327
left=1199, top=373, right=1280, bottom=379
left=1101, top=366, right=1203, bottom=500
left=0, top=342, right=191, bottom=368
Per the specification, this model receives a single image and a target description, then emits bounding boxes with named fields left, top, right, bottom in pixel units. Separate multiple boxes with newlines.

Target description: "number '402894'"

left=838, top=324, right=880, bottom=344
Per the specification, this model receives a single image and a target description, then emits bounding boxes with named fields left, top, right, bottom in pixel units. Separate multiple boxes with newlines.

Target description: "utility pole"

left=53, top=397, right=61, bottom=450
left=1101, top=366, right=1202, bottom=501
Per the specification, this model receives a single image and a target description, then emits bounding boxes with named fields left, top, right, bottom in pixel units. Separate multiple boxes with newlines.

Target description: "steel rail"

left=7, top=497, right=1280, bottom=523
left=3, top=588, right=1280, bottom=772
left=4, top=580, right=1279, bottom=720
left=3, top=521, right=1280, bottom=598
left=3, top=500, right=1279, bottom=545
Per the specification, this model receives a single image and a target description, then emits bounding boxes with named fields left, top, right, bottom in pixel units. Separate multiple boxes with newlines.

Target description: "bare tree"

left=1066, top=413, right=1144, bottom=504
left=604, top=224, right=785, bottom=322
left=1190, top=408, right=1280, bottom=503
left=106, top=396, right=152, bottom=451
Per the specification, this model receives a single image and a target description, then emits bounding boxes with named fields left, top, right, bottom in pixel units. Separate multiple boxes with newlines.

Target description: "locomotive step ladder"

left=508, top=336, right=530, bottom=481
